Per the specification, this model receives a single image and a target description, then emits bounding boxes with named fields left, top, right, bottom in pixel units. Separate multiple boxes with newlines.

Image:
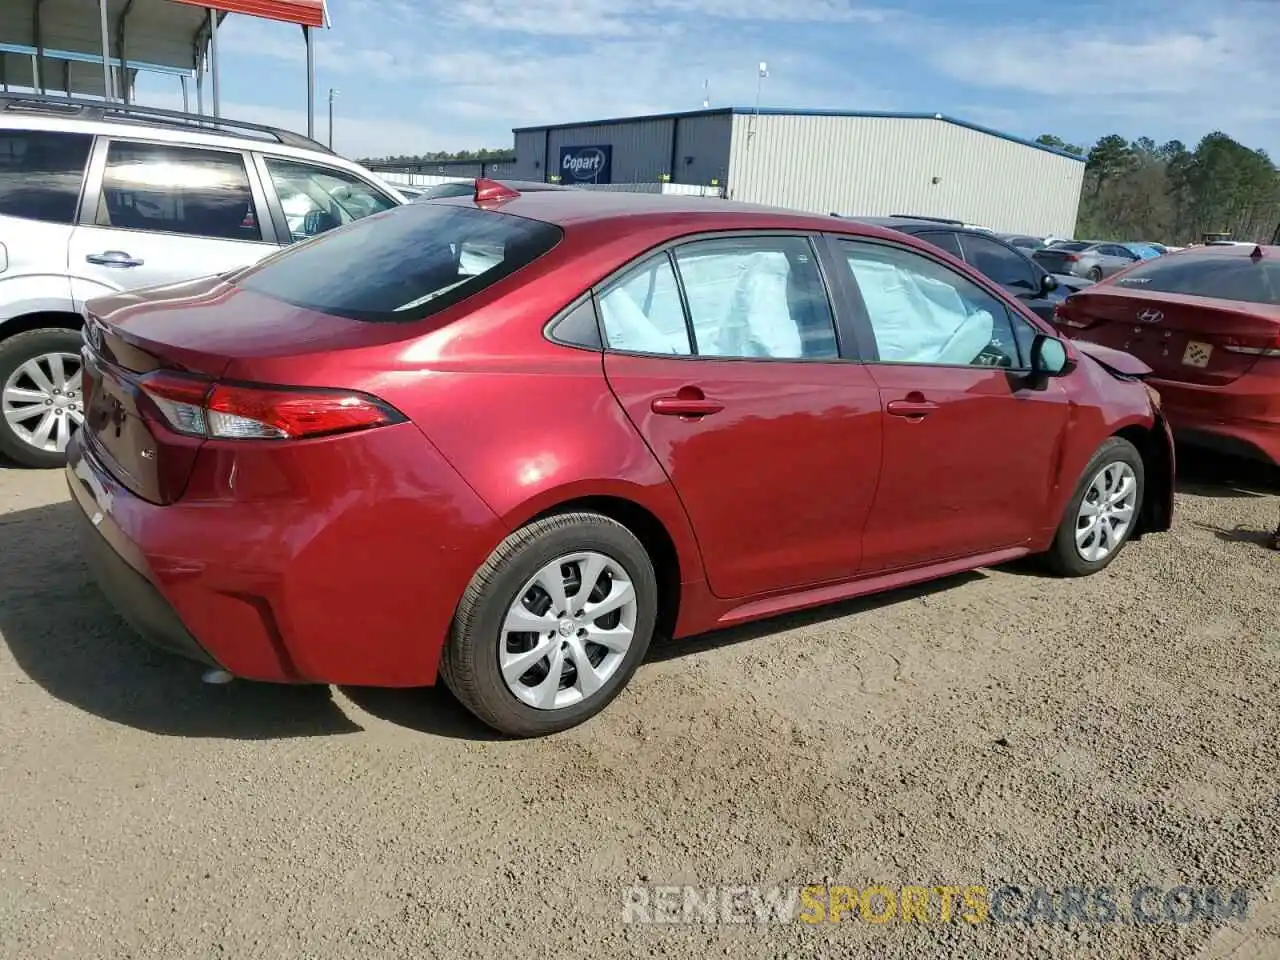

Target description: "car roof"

left=844, top=215, right=1007, bottom=240
left=0, top=95, right=401, bottom=192
left=438, top=189, right=885, bottom=234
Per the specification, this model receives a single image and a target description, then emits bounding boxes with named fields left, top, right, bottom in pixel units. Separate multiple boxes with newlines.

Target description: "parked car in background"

left=418, top=179, right=577, bottom=200
left=396, top=186, right=428, bottom=201
left=0, top=93, right=406, bottom=468
left=844, top=216, right=1093, bottom=323
left=1052, top=243, right=1280, bottom=466
left=1123, top=242, right=1164, bottom=260
left=1033, top=241, right=1142, bottom=282
left=997, top=233, right=1048, bottom=253
left=68, top=181, right=1173, bottom=736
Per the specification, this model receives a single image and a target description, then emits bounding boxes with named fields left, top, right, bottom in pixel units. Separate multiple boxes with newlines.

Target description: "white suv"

left=0, top=94, right=407, bottom=467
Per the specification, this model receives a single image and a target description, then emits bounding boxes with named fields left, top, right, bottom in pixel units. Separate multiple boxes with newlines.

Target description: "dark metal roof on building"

left=512, top=107, right=1085, bottom=162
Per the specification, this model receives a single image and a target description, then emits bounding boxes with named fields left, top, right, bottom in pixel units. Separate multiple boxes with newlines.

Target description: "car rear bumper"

left=69, top=447, right=220, bottom=669
left=1151, top=373, right=1280, bottom=466
left=65, top=423, right=509, bottom=687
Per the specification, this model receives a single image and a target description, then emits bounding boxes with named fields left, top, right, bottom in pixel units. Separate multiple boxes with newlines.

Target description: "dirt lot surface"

left=1, top=453, right=1279, bottom=959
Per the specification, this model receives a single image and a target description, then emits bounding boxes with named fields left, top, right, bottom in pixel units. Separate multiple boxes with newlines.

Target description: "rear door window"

left=915, top=231, right=963, bottom=259
left=0, top=129, right=92, bottom=223
left=960, top=234, right=1039, bottom=291
left=672, top=235, right=838, bottom=359
left=97, top=141, right=261, bottom=241
left=236, top=202, right=563, bottom=322
left=598, top=255, right=693, bottom=355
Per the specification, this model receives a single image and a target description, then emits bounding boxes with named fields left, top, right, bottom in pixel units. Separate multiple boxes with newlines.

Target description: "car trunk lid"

left=80, top=275, right=404, bottom=505
left=1054, top=287, right=1280, bottom=386
left=1033, top=248, right=1084, bottom=274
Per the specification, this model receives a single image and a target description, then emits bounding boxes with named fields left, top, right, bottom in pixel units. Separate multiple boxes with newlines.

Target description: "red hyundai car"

left=1053, top=243, right=1280, bottom=467
left=66, top=181, right=1174, bottom=737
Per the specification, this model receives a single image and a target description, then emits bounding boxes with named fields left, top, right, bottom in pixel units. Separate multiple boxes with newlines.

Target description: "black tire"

left=0, top=327, right=84, bottom=469
left=1087, top=266, right=1104, bottom=282
left=440, top=511, right=658, bottom=737
left=1044, top=437, right=1145, bottom=577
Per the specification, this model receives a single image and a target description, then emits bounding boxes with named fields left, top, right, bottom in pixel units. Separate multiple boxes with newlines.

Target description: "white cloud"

left=892, top=2, right=1280, bottom=152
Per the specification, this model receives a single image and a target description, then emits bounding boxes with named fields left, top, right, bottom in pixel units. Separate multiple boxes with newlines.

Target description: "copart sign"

left=558, top=145, right=613, bottom=184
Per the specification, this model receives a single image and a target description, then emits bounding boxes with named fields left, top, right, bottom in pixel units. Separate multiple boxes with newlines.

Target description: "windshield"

left=236, top=203, right=563, bottom=322
left=1048, top=241, right=1091, bottom=252
left=1113, top=253, right=1280, bottom=305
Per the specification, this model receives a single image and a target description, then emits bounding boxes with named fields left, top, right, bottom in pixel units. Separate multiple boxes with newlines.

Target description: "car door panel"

left=861, top=364, right=1069, bottom=570
left=607, top=354, right=883, bottom=598
left=830, top=237, right=1072, bottom=571
left=598, top=236, right=884, bottom=600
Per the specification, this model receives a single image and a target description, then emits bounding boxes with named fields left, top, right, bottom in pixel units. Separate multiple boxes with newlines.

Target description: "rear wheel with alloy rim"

left=441, top=512, right=658, bottom=737
left=1045, top=436, right=1145, bottom=576
left=0, top=328, right=86, bottom=468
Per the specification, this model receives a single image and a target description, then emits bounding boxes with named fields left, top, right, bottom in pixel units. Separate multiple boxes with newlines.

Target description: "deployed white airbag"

left=848, top=258, right=994, bottom=365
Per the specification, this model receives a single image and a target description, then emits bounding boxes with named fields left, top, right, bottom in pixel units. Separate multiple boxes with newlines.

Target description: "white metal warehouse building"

left=506, top=108, right=1086, bottom=238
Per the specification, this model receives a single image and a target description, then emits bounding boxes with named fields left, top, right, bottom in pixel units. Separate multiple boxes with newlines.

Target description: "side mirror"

left=1030, top=333, right=1072, bottom=377
left=1040, top=272, right=1059, bottom=295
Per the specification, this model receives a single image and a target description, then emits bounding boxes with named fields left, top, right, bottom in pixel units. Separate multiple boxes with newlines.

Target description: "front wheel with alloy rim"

left=0, top=328, right=86, bottom=468
left=1045, top=436, right=1145, bottom=576
left=441, top=512, right=658, bottom=737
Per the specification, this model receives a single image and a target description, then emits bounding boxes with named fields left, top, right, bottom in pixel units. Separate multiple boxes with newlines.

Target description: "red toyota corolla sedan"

left=1052, top=243, right=1280, bottom=467
left=67, top=181, right=1174, bottom=737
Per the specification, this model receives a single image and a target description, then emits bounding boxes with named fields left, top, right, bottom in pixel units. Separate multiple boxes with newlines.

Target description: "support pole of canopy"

left=208, top=7, right=220, bottom=118
left=98, top=0, right=114, bottom=100
left=181, top=74, right=189, bottom=112
left=34, top=0, right=45, bottom=94
left=304, top=25, right=315, bottom=140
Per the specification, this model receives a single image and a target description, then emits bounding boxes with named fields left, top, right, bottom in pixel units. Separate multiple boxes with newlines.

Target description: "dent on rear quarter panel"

left=177, top=422, right=507, bottom=685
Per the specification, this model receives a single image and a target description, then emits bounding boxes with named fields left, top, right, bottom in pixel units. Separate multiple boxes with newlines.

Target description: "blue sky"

left=133, top=0, right=1280, bottom=160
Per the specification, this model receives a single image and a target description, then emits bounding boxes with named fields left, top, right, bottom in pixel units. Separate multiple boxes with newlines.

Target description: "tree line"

left=361, top=147, right=514, bottom=165
left=1035, top=132, right=1280, bottom=244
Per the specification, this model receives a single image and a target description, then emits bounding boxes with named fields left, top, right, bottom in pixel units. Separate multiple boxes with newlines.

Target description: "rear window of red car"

left=1113, top=253, right=1280, bottom=305
left=236, top=203, right=563, bottom=322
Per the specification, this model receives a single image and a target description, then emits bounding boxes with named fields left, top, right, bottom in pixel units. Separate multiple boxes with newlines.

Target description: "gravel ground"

left=1, top=451, right=1278, bottom=960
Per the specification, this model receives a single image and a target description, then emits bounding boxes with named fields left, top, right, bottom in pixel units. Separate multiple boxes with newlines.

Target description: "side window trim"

left=824, top=233, right=1039, bottom=371
left=251, top=151, right=293, bottom=246
left=545, top=291, right=604, bottom=351
left=85, top=138, right=271, bottom=244
left=593, top=230, right=854, bottom=362
left=76, top=134, right=110, bottom=227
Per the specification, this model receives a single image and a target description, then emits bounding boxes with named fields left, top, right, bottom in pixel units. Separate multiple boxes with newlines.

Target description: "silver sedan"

left=1032, top=241, right=1142, bottom=281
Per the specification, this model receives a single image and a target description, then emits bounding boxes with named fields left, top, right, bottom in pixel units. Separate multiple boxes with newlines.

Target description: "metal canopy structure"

left=0, top=0, right=329, bottom=136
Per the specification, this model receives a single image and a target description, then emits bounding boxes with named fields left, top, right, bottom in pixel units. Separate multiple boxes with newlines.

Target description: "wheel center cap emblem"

left=557, top=619, right=575, bottom=638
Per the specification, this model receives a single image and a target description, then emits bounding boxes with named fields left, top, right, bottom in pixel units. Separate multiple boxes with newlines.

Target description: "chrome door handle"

left=86, top=251, right=144, bottom=267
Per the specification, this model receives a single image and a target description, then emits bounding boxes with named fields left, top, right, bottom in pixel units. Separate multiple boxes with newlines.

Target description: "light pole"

left=328, top=88, right=338, bottom=150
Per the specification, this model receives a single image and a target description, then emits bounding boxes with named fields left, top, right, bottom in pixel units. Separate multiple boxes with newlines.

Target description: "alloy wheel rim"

left=500, top=551, right=637, bottom=711
left=2, top=351, right=84, bottom=454
left=1075, top=461, right=1138, bottom=563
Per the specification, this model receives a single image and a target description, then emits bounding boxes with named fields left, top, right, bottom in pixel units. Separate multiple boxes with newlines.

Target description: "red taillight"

left=1061, top=253, right=1080, bottom=262
left=1052, top=302, right=1094, bottom=329
left=1221, top=330, right=1280, bottom=357
left=138, top=372, right=402, bottom=440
